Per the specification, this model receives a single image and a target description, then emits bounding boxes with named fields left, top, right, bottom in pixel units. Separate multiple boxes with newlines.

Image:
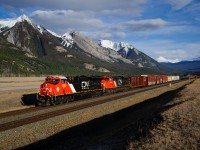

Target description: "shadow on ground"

left=19, top=86, right=186, bottom=150
left=21, top=93, right=37, bottom=106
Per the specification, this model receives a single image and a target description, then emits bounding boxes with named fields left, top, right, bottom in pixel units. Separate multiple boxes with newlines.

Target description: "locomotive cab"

left=101, top=76, right=117, bottom=90
left=37, top=76, right=76, bottom=106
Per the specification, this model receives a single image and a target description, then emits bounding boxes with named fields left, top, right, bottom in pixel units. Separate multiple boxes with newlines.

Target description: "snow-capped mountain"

left=0, top=15, right=65, bottom=57
left=0, top=15, right=33, bottom=31
left=161, top=57, right=200, bottom=74
left=0, top=15, right=59, bottom=37
left=61, top=32, right=74, bottom=47
left=61, top=32, right=132, bottom=64
left=60, top=32, right=160, bottom=68
left=98, top=40, right=139, bottom=56
left=0, top=14, right=172, bottom=75
left=60, top=32, right=166, bottom=70
left=98, top=39, right=162, bottom=69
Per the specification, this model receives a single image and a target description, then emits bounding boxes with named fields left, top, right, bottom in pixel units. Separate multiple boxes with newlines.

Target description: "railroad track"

left=0, top=80, right=187, bottom=132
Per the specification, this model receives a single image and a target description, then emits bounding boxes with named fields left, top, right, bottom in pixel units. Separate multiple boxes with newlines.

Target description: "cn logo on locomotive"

left=81, top=81, right=90, bottom=89
left=118, top=79, right=122, bottom=85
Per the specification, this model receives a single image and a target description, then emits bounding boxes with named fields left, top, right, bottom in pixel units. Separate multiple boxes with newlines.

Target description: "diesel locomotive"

left=37, top=75, right=129, bottom=106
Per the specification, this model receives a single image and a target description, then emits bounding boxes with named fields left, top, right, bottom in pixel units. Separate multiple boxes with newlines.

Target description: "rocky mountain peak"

left=61, top=32, right=74, bottom=47
left=0, top=15, right=171, bottom=75
left=16, top=15, right=32, bottom=24
left=61, top=31, right=133, bottom=64
left=98, top=40, right=140, bottom=56
left=0, top=17, right=65, bottom=57
left=0, top=14, right=34, bottom=33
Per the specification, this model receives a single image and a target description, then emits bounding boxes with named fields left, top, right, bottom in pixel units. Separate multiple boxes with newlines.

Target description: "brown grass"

left=127, top=79, right=200, bottom=150
left=0, top=77, right=44, bottom=87
left=0, top=77, right=44, bottom=113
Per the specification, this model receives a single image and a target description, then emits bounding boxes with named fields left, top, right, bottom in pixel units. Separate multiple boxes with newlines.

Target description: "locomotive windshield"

left=45, top=78, right=60, bottom=85
left=52, top=79, right=60, bottom=85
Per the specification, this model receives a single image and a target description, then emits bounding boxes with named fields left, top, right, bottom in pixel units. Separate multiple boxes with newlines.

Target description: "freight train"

left=37, top=75, right=180, bottom=106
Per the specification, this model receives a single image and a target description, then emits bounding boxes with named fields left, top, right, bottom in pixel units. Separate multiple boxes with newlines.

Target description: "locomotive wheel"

left=50, top=96, right=57, bottom=105
left=59, top=96, right=65, bottom=104
left=56, top=97, right=62, bottom=105
left=70, top=95, right=74, bottom=102
left=62, top=96, right=68, bottom=103
left=96, top=91, right=101, bottom=97
left=41, top=99, right=50, bottom=107
left=36, top=101, right=42, bottom=106
left=90, top=92, right=95, bottom=98
left=50, top=99, right=56, bottom=106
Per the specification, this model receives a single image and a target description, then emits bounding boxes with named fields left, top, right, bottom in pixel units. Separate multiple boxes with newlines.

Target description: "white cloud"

left=30, top=10, right=106, bottom=34
left=166, top=0, right=193, bottom=10
left=123, top=18, right=168, bottom=31
left=1, top=0, right=148, bottom=16
left=156, top=49, right=187, bottom=57
left=154, top=49, right=188, bottom=62
left=157, top=56, right=180, bottom=63
left=81, top=31, right=126, bottom=40
left=30, top=10, right=172, bottom=38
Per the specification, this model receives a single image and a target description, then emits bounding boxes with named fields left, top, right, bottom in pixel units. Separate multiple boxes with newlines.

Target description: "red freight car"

left=188, top=74, right=198, bottom=79
left=142, top=75, right=168, bottom=85
left=144, top=75, right=156, bottom=85
left=156, top=75, right=168, bottom=84
left=129, top=76, right=147, bottom=87
left=156, top=75, right=162, bottom=84
left=162, top=75, right=168, bottom=83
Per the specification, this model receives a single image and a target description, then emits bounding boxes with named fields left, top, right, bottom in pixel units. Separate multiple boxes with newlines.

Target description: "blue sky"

left=0, top=0, right=200, bottom=62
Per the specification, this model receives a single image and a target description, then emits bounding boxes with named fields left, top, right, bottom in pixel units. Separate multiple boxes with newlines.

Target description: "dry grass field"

left=0, top=77, right=44, bottom=87
left=0, top=77, right=44, bottom=113
left=128, top=79, right=200, bottom=150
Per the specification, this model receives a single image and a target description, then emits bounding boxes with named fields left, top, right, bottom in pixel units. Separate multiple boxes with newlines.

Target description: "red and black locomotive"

left=37, top=75, right=128, bottom=106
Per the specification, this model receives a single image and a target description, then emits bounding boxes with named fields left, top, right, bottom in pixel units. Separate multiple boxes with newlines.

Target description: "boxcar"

left=162, top=75, right=168, bottom=83
left=129, top=76, right=147, bottom=87
left=145, top=75, right=157, bottom=85
left=171, top=75, right=180, bottom=81
left=168, top=76, right=172, bottom=82
left=156, top=75, right=163, bottom=84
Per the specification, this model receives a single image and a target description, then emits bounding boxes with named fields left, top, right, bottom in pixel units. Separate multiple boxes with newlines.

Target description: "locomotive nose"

left=40, top=83, right=52, bottom=96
